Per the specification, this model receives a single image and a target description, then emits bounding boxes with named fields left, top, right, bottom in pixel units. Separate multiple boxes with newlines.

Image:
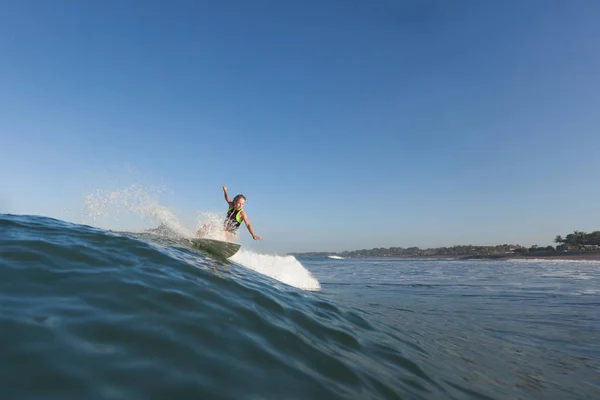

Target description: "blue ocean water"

left=1, top=213, right=599, bottom=399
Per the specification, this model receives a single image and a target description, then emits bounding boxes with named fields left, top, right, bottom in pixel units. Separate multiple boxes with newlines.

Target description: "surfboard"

left=190, top=238, right=241, bottom=259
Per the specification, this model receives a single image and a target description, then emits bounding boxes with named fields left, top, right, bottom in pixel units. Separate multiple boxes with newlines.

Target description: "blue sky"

left=2, top=0, right=599, bottom=254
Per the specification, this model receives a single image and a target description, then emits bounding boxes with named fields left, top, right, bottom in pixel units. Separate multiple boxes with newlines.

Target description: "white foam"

left=511, top=258, right=600, bottom=264
left=578, top=289, right=600, bottom=295
left=230, top=249, right=321, bottom=291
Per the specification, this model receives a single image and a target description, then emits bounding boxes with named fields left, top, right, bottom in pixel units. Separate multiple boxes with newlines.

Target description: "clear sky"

left=2, top=0, right=599, bottom=254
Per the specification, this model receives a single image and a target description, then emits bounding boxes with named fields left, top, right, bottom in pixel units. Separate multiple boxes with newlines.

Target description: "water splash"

left=82, top=184, right=192, bottom=237
left=192, top=211, right=230, bottom=241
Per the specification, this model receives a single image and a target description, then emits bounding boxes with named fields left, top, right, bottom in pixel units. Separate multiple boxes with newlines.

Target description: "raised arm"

left=222, top=185, right=232, bottom=205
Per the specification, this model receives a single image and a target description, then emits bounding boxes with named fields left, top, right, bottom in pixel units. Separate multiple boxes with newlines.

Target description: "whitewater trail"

left=231, top=249, right=321, bottom=291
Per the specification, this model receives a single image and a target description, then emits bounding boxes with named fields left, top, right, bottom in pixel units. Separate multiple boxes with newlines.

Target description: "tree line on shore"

left=554, top=230, right=600, bottom=246
left=289, top=230, right=600, bottom=258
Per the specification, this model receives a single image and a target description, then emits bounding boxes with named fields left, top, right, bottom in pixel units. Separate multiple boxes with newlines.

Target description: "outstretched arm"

left=222, top=185, right=232, bottom=205
left=241, top=211, right=263, bottom=241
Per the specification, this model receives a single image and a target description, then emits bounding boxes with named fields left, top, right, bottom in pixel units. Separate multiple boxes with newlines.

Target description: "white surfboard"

left=190, top=238, right=241, bottom=259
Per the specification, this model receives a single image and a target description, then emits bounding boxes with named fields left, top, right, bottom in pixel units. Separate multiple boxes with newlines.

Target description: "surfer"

left=221, top=185, right=263, bottom=241
left=196, top=186, right=263, bottom=242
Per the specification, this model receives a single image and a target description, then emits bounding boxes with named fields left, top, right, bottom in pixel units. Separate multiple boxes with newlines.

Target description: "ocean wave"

left=0, top=214, right=437, bottom=399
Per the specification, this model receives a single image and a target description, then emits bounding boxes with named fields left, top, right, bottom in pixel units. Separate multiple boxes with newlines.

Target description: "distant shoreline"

left=460, top=251, right=600, bottom=261
left=294, top=251, right=600, bottom=261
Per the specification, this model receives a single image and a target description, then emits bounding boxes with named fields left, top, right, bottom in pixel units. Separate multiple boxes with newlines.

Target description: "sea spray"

left=193, top=211, right=230, bottom=241
left=83, top=184, right=193, bottom=237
